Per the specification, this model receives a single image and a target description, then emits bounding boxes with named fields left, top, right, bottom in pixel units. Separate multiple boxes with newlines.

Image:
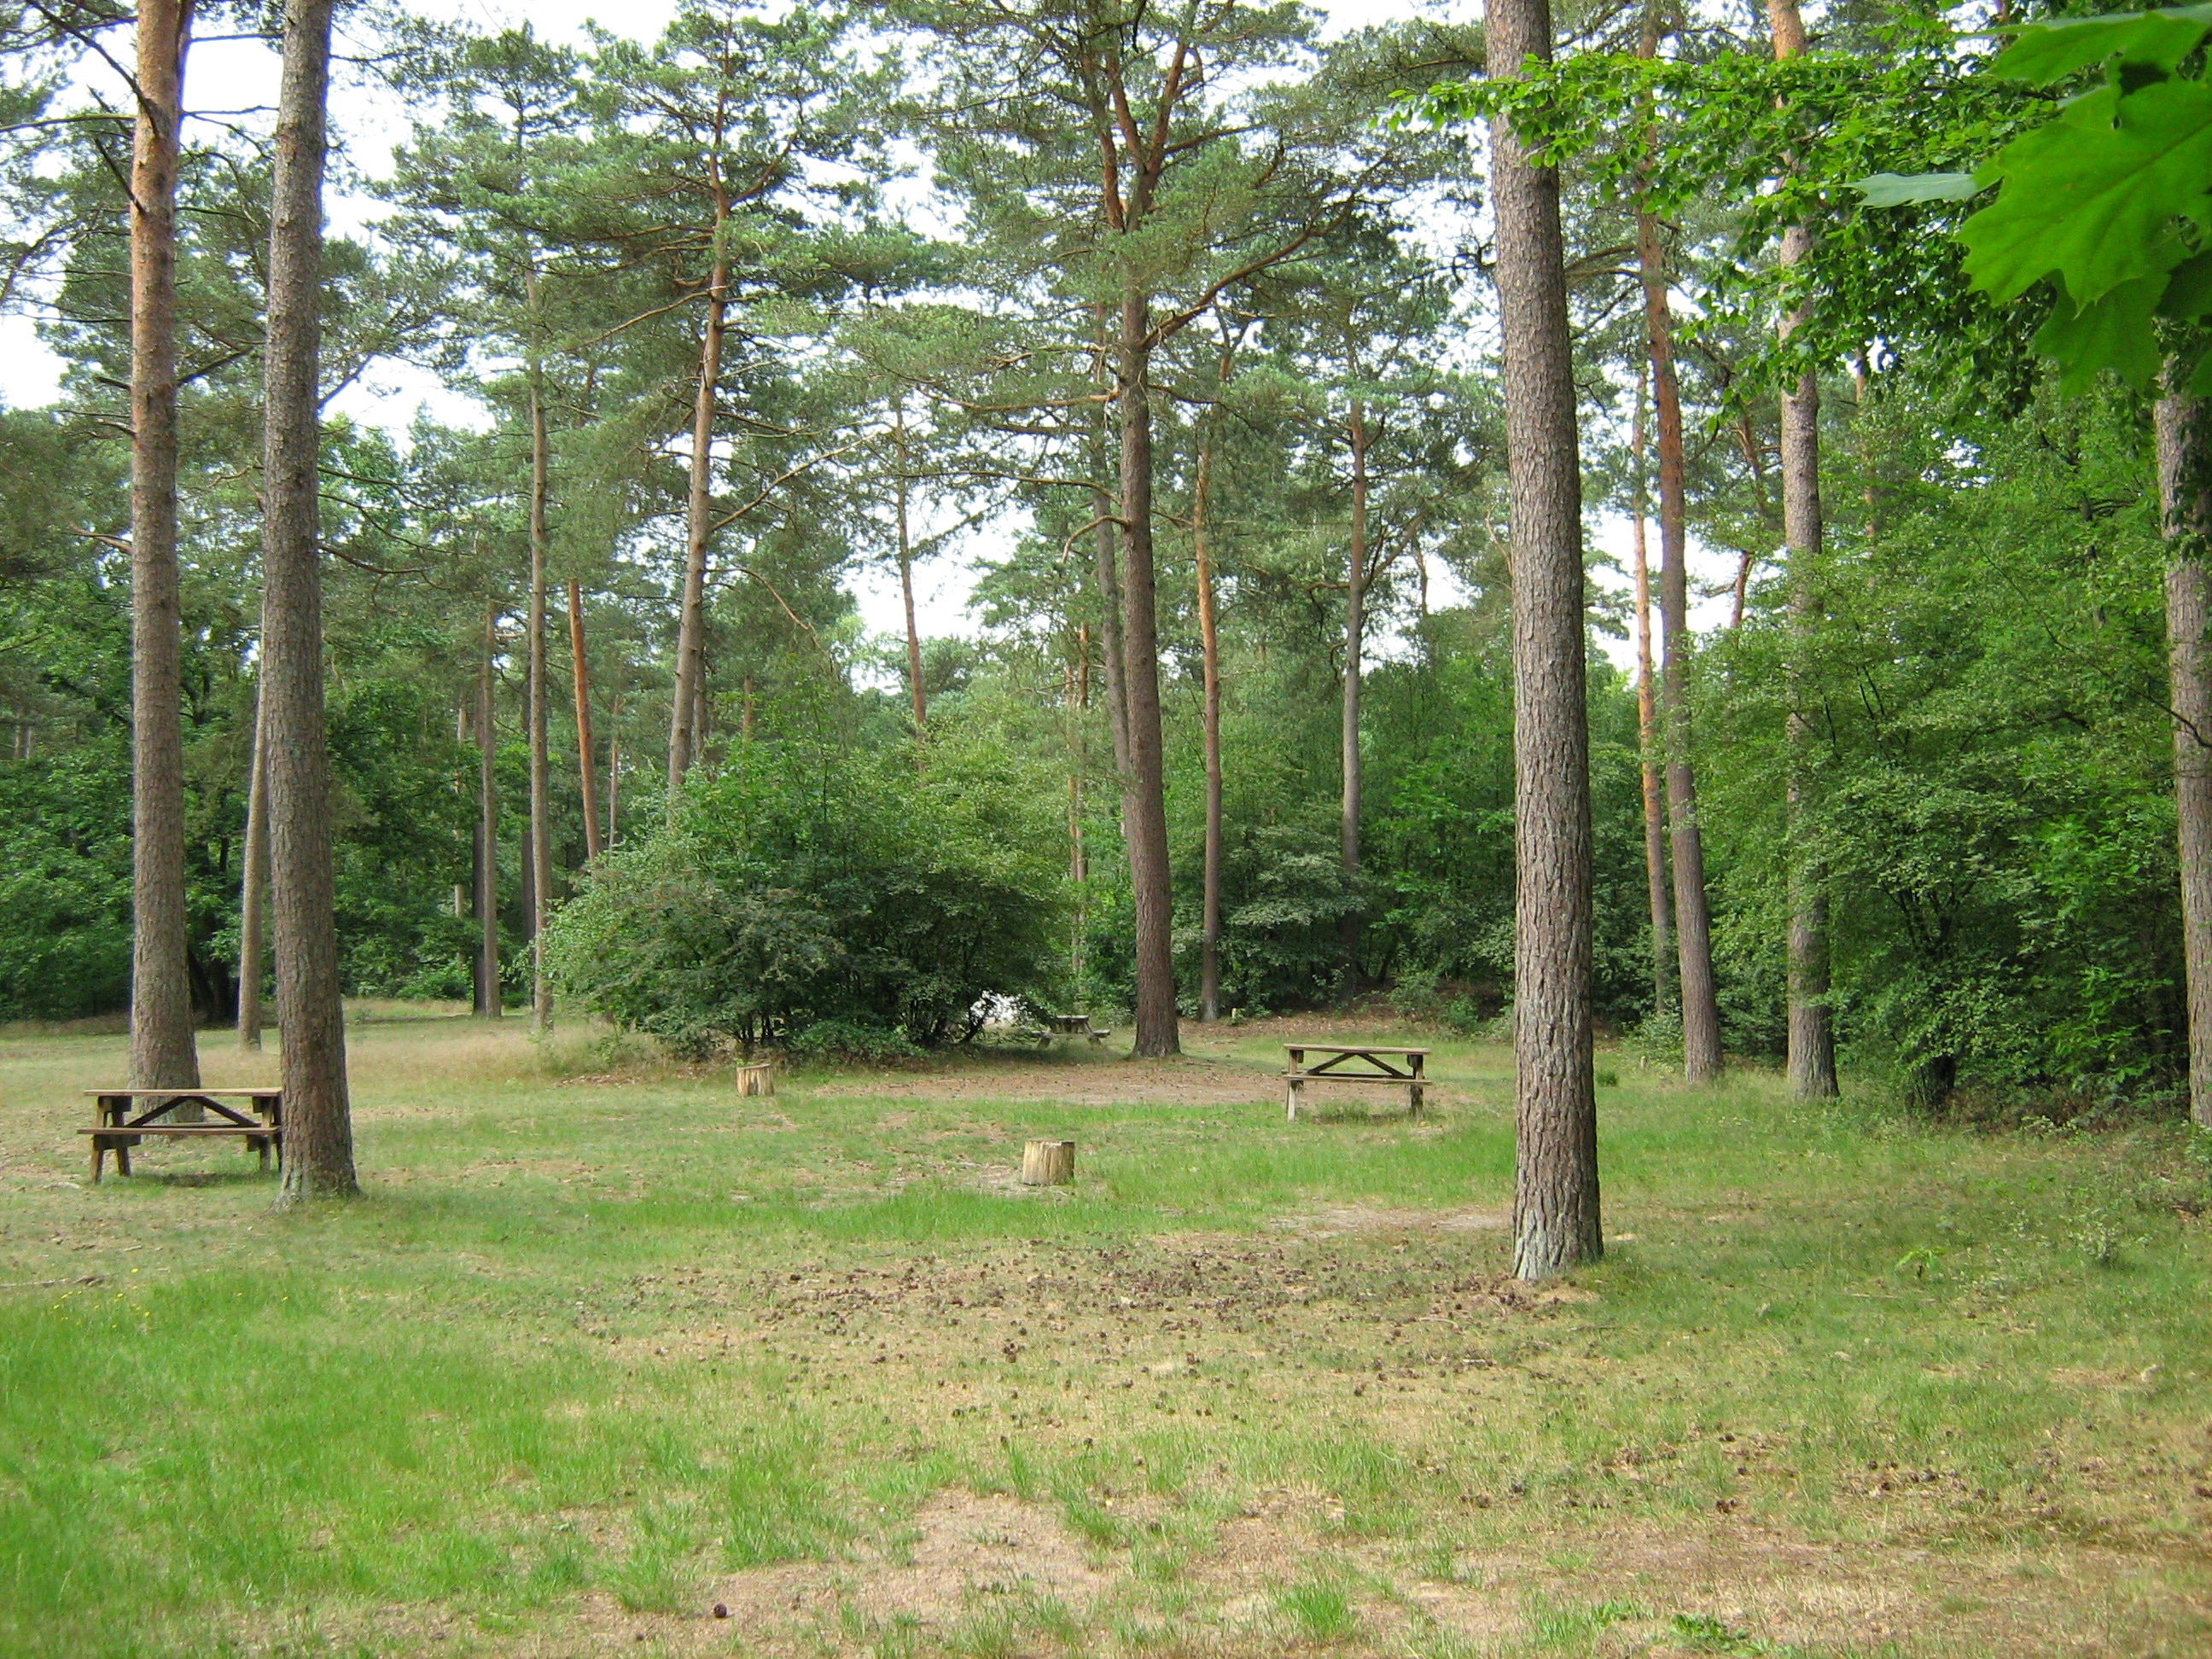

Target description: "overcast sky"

left=0, top=0, right=1742, bottom=661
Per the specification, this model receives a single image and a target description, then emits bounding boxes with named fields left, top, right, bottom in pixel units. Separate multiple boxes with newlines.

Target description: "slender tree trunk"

left=527, top=369, right=552, bottom=1033
left=236, top=678, right=269, bottom=1050
left=1768, top=0, right=1837, bottom=1098
left=129, top=0, right=201, bottom=1091
left=475, top=600, right=500, bottom=1018
left=1115, top=289, right=1179, bottom=1057
left=606, top=691, right=620, bottom=849
left=568, top=579, right=602, bottom=861
left=1194, top=439, right=1224, bottom=1022
left=667, top=249, right=730, bottom=794
left=896, top=402, right=927, bottom=733
left=262, top=0, right=353, bottom=1202
left=2158, top=382, right=2212, bottom=1128
left=1340, top=341, right=1369, bottom=996
left=1068, top=630, right=1089, bottom=981
left=1490, top=0, right=1600, bottom=1280
left=1631, top=364, right=1672, bottom=1018
left=1636, top=41, right=1722, bottom=1082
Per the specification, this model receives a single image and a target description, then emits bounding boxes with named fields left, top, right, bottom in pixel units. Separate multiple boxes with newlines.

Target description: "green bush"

left=544, top=740, right=1066, bottom=1055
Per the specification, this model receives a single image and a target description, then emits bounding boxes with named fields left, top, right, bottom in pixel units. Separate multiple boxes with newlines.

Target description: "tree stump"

left=1021, top=1139, right=1074, bottom=1185
left=736, top=1061, right=774, bottom=1097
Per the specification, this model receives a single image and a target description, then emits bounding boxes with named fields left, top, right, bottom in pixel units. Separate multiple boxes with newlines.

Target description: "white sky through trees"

left=0, top=0, right=1740, bottom=662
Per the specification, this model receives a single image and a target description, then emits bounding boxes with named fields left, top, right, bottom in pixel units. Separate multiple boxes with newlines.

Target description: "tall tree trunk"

left=1636, top=25, right=1722, bottom=1083
left=896, top=401, right=927, bottom=733
left=1490, top=0, right=1600, bottom=1281
left=2158, top=381, right=2212, bottom=1128
left=1340, top=336, right=1369, bottom=997
left=667, top=245, right=730, bottom=795
left=1631, top=364, right=1673, bottom=1018
left=128, top=0, right=201, bottom=1091
left=262, top=0, right=353, bottom=1202
left=1115, top=289, right=1179, bottom=1057
left=1769, top=0, right=1837, bottom=1099
left=475, top=601, right=500, bottom=1018
left=1194, top=435, right=1224, bottom=1022
left=527, top=367, right=552, bottom=1033
left=1069, top=628, right=1090, bottom=981
left=236, top=678, right=268, bottom=1050
left=606, top=691, right=620, bottom=849
left=568, top=579, right=602, bottom=860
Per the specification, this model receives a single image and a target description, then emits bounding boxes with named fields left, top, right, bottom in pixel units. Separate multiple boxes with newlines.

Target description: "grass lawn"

left=2, top=1009, right=2209, bottom=1657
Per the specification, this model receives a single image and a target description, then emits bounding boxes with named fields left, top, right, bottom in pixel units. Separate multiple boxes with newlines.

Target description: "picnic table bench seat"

left=80, top=1088, right=282, bottom=1184
left=1283, top=1044, right=1429, bottom=1121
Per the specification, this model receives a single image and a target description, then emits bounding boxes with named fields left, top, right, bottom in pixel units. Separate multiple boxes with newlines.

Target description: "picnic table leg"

left=115, top=1141, right=131, bottom=1177
left=90, top=1138, right=103, bottom=1185
left=254, top=1135, right=271, bottom=1173
left=1286, top=1075, right=1301, bottom=1121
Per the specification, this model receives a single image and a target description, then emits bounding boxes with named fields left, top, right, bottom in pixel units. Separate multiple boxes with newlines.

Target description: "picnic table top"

left=84, top=1086, right=281, bottom=1097
left=1284, top=1043, right=1429, bottom=1056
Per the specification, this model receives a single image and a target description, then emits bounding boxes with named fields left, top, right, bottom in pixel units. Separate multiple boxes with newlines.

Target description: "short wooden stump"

left=1021, top=1139, right=1075, bottom=1185
left=736, top=1061, right=775, bottom=1097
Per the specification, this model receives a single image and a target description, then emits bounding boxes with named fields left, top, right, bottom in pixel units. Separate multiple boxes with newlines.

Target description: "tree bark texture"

left=236, top=678, right=268, bottom=1051
left=568, top=580, right=602, bottom=860
left=128, top=0, right=201, bottom=1091
left=527, top=371, right=552, bottom=1032
left=262, top=0, right=354, bottom=1202
left=1340, top=346, right=1369, bottom=994
left=475, top=601, right=501, bottom=1018
left=1194, top=439, right=1224, bottom=1022
left=2157, top=385, right=2212, bottom=1128
left=1630, top=364, right=1673, bottom=1017
left=1115, top=291, right=1179, bottom=1057
left=667, top=251, right=729, bottom=794
left=1490, top=0, right=1600, bottom=1281
left=1638, top=197, right=1722, bottom=1083
left=1770, top=0, right=1837, bottom=1099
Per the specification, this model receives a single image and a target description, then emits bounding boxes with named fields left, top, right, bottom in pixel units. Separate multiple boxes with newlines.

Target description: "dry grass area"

left=2, top=1010, right=2209, bottom=1656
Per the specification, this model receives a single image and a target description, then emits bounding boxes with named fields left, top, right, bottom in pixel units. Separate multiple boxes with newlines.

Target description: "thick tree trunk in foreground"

left=568, top=580, right=602, bottom=861
left=527, top=372, right=552, bottom=1033
left=667, top=251, right=730, bottom=795
left=262, top=0, right=353, bottom=1202
left=1195, top=440, right=1224, bottom=1022
left=129, top=0, right=201, bottom=1091
left=236, top=680, right=268, bottom=1050
left=1630, top=366, right=1672, bottom=1017
left=1340, top=349, right=1369, bottom=995
left=475, top=602, right=500, bottom=1018
left=1490, top=0, right=1600, bottom=1281
left=2157, top=385, right=2212, bottom=1129
left=1115, top=291, right=1179, bottom=1057
left=1639, top=187, right=1722, bottom=1084
left=1770, top=0, right=1838, bottom=1099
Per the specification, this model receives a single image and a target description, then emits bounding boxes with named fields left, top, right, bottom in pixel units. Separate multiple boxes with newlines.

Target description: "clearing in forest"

left=1, top=1010, right=2208, bottom=1657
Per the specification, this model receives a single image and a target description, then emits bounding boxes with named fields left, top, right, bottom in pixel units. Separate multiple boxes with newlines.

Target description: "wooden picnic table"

left=80, top=1088, right=282, bottom=1184
left=1043, top=1013, right=1115, bottom=1047
left=1283, top=1044, right=1429, bottom=1121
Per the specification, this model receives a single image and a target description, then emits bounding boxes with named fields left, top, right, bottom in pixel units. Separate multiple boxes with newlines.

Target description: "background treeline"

left=0, top=0, right=2184, bottom=1111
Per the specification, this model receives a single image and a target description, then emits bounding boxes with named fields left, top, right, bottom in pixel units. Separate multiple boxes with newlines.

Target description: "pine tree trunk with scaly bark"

left=1490, top=0, right=1601, bottom=1281
left=262, top=0, right=354, bottom=1202
left=129, top=0, right=202, bottom=1093
left=2157, top=381, right=2212, bottom=1128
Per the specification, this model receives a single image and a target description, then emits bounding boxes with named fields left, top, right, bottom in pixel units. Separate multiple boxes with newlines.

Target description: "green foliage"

left=545, top=737, right=1067, bottom=1054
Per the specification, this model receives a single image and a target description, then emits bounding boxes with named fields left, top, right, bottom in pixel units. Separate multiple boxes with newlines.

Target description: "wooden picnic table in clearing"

left=80, top=1088, right=282, bottom=1184
left=1283, top=1044, right=1429, bottom=1121
left=1043, top=1013, right=1115, bottom=1047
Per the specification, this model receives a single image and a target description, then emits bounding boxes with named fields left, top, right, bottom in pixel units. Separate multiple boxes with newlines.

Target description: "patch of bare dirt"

left=1272, top=1205, right=1508, bottom=1238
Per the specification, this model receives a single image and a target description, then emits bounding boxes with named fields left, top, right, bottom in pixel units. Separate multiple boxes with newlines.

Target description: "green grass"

left=1, top=1010, right=2209, bottom=1655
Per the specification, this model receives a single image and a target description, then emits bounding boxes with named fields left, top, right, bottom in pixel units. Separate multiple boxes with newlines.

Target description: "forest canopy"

left=1, top=0, right=2203, bottom=1121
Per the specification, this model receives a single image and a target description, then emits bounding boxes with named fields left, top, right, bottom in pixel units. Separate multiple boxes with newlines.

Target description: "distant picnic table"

left=81, top=1088, right=282, bottom=1184
left=1041, top=1013, right=1114, bottom=1047
left=1282, top=1044, right=1429, bottom=1121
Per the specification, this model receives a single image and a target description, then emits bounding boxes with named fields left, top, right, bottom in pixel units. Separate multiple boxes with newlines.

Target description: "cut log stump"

left=1021, top=1139, right=1075, bottom=1186
left=736, top=1062, right=775, bottom=1097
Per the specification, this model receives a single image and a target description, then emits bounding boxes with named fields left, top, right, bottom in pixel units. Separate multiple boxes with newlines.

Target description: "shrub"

left=544, top=740, right=1066, bottom=1054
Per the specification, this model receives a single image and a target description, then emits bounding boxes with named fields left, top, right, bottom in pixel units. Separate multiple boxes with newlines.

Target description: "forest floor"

left=3, top=1010, right=2210, bottom=1658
